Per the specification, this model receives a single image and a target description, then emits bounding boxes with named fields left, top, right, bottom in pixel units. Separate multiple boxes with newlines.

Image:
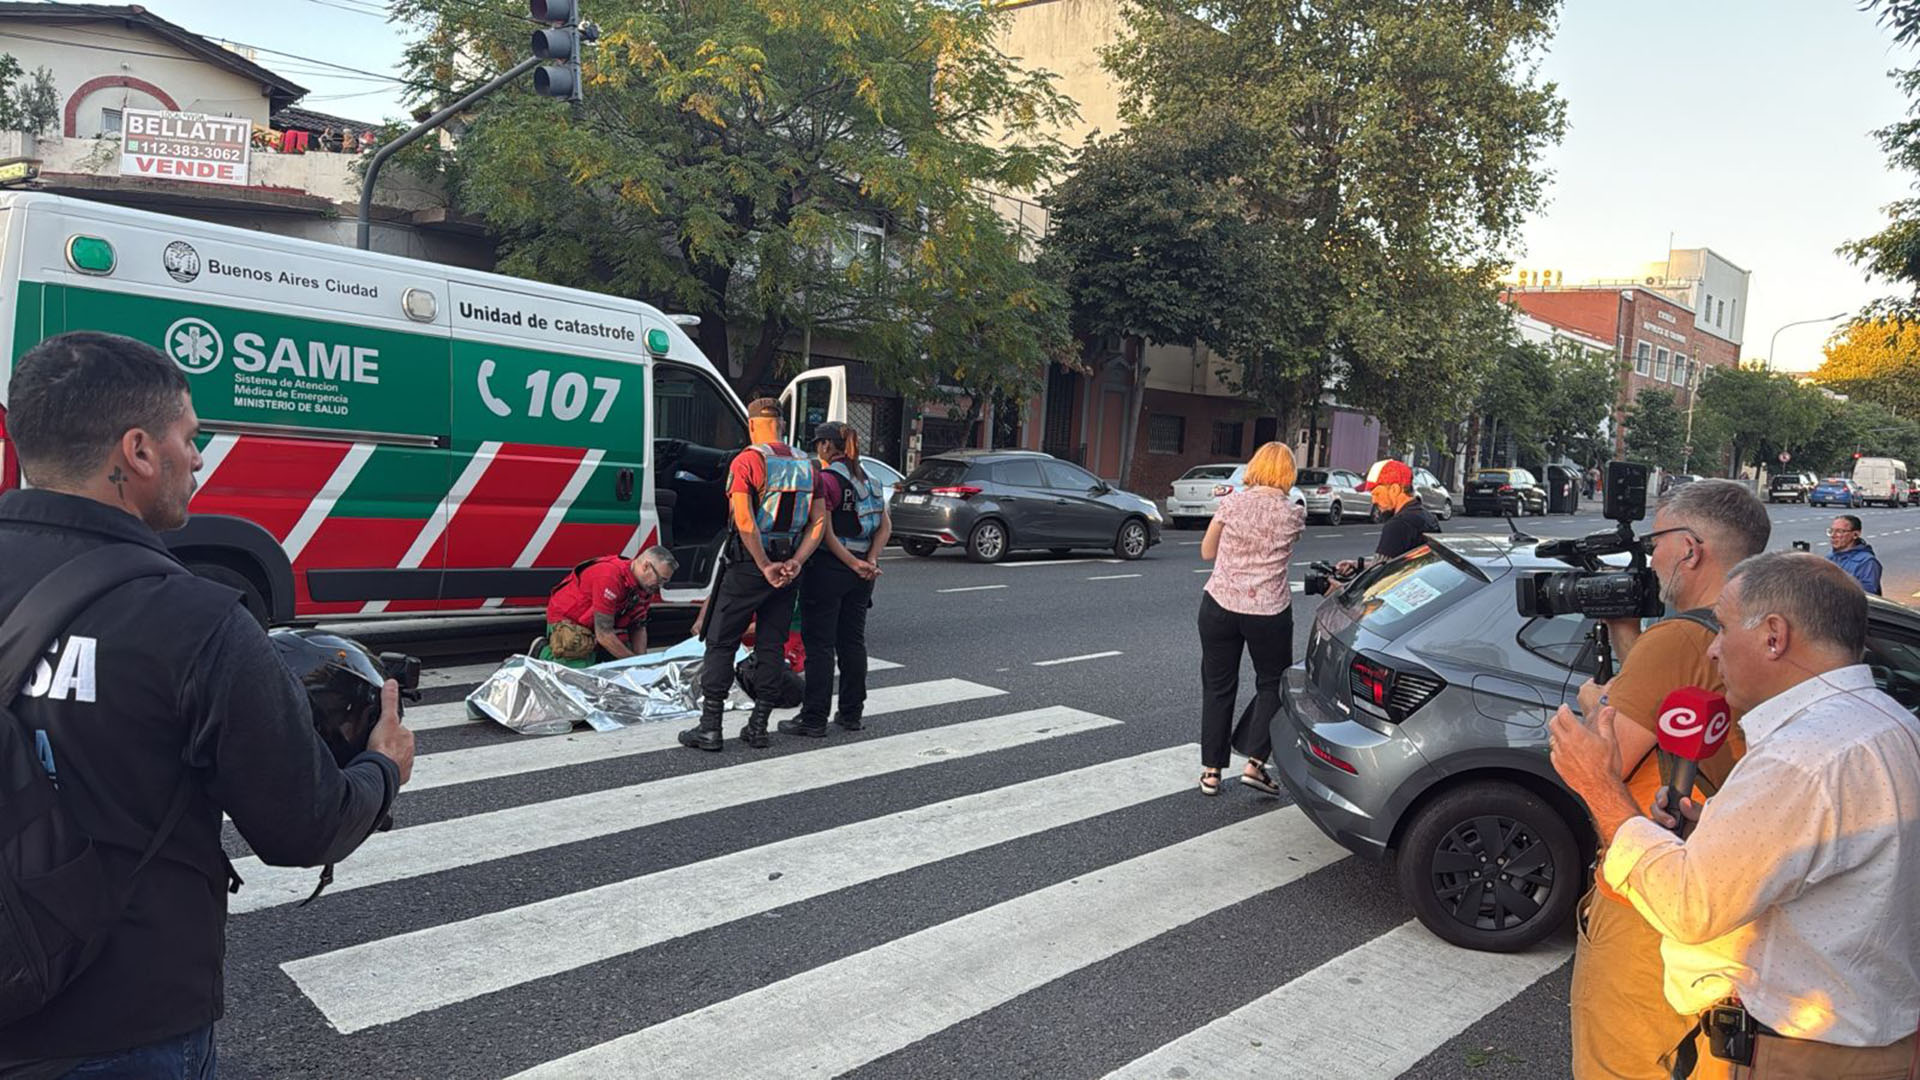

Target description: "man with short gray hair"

left=1561, top=478, right=1772, bottom=1079
left=538, top=544, right=679, bottom=668
left=1551, top=552, right=1920, bottom=1076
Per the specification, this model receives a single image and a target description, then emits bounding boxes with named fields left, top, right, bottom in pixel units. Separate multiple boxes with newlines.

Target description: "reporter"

left=1196, top=442, right=1304, bottom=797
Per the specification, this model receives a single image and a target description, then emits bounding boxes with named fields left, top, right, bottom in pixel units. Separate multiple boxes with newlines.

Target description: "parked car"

left=1461, top=468, right=1547, bottom=516
left=1810, top=477, right=1861, bottom=508
left=1165, top=463, right=1305, bottom=527
left=1767, top=472, right=1811, bottom=503
left=1661, top=472, right=1703, bottom=494
left=889, top=450, right=1163, bottom=563
left=1368, top=464, right=1455, bottom=523
left=861, top=457, right=905, bottom=505
left=1909, top=477, right=1920, bottom=506
left=1268, top=535, right=1920, bottom=952
left=1852, top=456, right=1911, bottom=508
left=1296, top=468, right=1367, bottom=525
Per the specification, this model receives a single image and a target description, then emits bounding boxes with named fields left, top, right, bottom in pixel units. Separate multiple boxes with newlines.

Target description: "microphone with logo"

left=1654, top=686, right=1732, bottom=839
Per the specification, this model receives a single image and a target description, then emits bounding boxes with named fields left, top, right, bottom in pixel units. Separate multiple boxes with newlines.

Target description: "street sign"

left=1778, top=451, right=1791, bottom=464
left=119, top=109, right=252, bottom=187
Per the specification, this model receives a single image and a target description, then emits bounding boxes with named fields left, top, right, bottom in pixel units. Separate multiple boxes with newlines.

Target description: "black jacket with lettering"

left=0, top=490, right=398, bottom=1067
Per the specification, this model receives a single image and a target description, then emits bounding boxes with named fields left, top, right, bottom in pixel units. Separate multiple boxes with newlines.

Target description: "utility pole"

left=357, top=2, right=593, bottom=250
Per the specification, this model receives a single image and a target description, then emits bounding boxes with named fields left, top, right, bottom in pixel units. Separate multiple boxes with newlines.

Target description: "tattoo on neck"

left=108, top=466, right=126, bottom=496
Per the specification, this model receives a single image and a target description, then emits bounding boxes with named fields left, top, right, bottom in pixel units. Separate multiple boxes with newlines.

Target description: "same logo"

left=163, top=240, right=200, bottom=283
left=164, top=316, right=224, bottom=374
left=1656, top=703, right=1731, bottom=744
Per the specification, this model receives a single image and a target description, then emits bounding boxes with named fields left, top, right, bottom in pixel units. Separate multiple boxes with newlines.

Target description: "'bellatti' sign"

left=119, top=109, right=252, bottom=187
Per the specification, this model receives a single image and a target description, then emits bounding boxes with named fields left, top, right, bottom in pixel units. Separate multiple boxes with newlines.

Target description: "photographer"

left=1563, top=478, right=1771, bottom=1080
left=0, top=333, right=411, bottom=1077
left=1335, top=460, right=1438, bottom=578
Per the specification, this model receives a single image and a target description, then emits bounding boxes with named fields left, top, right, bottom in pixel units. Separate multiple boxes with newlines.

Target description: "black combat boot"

left=677, top=695, right=725, bottom=752
left=740, top=702, right=773, bottom=749
left=777, top=715, right=829, bottom=737
left=833, top=708, right=864, bottom=732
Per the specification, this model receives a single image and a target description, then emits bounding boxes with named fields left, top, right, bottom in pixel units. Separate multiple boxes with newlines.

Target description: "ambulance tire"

left=188, top=561, right=270, bottom=628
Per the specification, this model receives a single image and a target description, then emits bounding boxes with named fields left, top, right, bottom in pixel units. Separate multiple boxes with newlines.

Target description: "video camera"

left=1514, top=461, right=1663, bottom=622
left=1302, top=559, right=1359, bottom=597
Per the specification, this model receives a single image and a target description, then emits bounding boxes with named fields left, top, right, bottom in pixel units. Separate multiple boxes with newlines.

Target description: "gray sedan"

left=889, top=450, right=1164, bottom=563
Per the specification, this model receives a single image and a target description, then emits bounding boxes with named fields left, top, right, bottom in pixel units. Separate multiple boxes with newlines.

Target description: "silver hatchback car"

left=1295, top=467, right=1366, bottom=525
left=1270, top=534, right=1920, bottom=952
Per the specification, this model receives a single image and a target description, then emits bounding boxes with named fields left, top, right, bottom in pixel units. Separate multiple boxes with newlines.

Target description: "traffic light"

left=530, top=0, right=584, bottom=101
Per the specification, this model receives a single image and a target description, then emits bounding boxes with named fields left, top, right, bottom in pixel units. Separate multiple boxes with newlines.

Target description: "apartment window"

left=1717, top=299, right=1726, bottom=327
left=1729, top=298, right=1736, bottom=330
left=1210, top=420, right=1243, bottom=457
left=1634, top=341, right=1653, bottom=376
left=101, top=108, right=122, bottom=135
left=1654, top=347, right=1671, bottom=382
left=1148, top=414, right=1185, bottom=454
left=1673, top=356, right=1689, bottom=386
left=1703, top=293, right=1712, bottom=324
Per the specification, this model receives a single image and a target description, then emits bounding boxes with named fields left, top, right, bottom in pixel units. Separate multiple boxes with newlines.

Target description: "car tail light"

left=1212, top=483, right=1235, bottom=497
left=0, top=403, right=16, bottom=492
left=931, top=485, right=982, bottom=499
left=1498, top=484, right=1514, bottom=493
left=1348, top=654, right=1445, bottom=724
left=1315, top=485, right=1331, bottom=494
left=1308, top=740, right=1358, bottom=775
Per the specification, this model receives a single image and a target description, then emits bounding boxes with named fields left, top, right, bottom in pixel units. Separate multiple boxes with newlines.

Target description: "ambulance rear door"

left=780, top=367, right=848, bottom=449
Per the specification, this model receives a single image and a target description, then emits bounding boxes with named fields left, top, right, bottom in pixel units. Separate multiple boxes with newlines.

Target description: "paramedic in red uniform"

left=679, top=399, right=828, bottom=752
left=537, top=546, right=679, bottom=668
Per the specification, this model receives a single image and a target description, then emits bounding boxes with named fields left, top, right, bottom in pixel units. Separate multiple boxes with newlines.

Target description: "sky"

left=143, top=0, right=1917, bottom=373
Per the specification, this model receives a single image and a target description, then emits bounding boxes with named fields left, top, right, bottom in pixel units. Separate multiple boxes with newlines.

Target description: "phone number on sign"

left=123, top=140, right=245, bottom=162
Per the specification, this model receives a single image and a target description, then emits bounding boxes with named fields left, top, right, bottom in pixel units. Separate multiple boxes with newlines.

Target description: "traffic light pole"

left=356, top=56, right=541, bottom=251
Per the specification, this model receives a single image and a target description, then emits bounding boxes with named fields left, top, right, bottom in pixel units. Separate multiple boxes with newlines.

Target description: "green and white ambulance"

left=0, top=192, right=846, bottom=624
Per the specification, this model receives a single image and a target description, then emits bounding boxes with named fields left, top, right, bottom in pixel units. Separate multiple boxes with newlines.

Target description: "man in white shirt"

left=1550, top=551, right=1920, bottom=1078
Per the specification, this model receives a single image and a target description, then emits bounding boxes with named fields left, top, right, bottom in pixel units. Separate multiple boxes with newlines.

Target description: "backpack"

left=826, top=460, right=885, bottom=546
left=0, top=543, right=194, bottom=1025
left=745, top=444, right=815, bottom=548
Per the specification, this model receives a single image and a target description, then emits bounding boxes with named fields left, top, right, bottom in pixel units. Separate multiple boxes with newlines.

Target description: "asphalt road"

left=214, top=498, right=1916, bottom=1079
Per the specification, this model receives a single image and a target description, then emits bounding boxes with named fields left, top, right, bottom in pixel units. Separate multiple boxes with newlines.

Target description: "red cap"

left=1358, top=459, right=1413, bottom=492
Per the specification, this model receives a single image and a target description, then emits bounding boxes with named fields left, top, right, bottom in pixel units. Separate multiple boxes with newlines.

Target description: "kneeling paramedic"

left=538, top=546, right=679, bottom=668
left=0, top=332, right=413, bottom=1077
left=781, top=422, right=889, bottom=737
left=679, top=399, right=828, bottom=751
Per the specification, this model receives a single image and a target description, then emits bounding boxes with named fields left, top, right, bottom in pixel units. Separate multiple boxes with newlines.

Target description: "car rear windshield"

left=1297, top=469, right=1329, bottom=486
left=904, top=460, right=974, bottom=489
left=1336, top=547, right=1480, bottom=642
left=1180, top=465, right=1237, bottom=481
left=1475, top=470, right=1511, bottom=483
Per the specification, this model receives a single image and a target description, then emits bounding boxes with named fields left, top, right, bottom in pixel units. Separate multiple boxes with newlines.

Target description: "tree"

left=1813, top=319, right=1920, bottom=416
left=1695, top=367, right=1826, bottom=477
left=1473, top=336, right=1552, bottom=464
left=1843, top=3, right=1920, bottom=316
left=1622, top=388, right=1686, bottom=473
left=1539, top=339, right=1622, bottom=467
left=1104, top=0, right=1566, bottom=441
left=389, top=0, right=1075, bottom=397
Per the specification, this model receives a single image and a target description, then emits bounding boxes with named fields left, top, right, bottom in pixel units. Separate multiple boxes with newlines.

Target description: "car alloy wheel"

left=1441, top=498, right=1453, bottom=521
left=1326, top=500, right=1343, bottom=526
left=967, top=520, right=1008, bottom=563
left=1396, top=781, right=1580, bottom=952
left=1115, top=519, right=1149, bottom=560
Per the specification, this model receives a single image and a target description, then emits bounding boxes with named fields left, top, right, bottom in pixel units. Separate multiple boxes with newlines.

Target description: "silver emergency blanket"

left=466, top=637, right=753, bottom=735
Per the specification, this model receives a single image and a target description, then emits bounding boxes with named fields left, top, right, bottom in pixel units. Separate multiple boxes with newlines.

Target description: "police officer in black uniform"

left=780, top=422, right=890, bottom=737
left=1337, top=459, right=1441, bottom=577
left=0, top=332, right=413, bottom=1078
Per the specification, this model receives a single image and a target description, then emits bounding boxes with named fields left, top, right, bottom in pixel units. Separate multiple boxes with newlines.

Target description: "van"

left=0, top=193, right=846, bottom=624
left=1852, top=457, right=1912, bottom=509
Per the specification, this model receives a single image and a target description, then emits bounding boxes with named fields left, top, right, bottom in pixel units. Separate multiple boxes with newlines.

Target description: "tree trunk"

left=1116, top=335, right=1147, bottom=488
left=735, top=317, right=790, bottom=399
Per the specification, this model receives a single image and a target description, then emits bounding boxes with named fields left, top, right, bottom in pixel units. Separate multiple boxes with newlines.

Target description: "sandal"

left=1199, top=768, right=1222, bottom=796
left=1239, top=761, right=1281, bottom=796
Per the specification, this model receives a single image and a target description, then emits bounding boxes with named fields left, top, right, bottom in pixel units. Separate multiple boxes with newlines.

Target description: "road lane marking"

left=1103, top=919, right=1570, bottom=1079
left=937, top=585, right=1008, bottom=593
left=288, top=744, right=1204, bottom=1034
left=232, top=706, right=1115, bottom=915
left=402, top=678, right=1003, bottom=792
left=1087, top=573, right=1142, bottom=581
left=509, top=808, right=1347, bottom=1078
left=1032, top=651, right=1122, bottom=667
left=996, top=558, right=1125, bottom=567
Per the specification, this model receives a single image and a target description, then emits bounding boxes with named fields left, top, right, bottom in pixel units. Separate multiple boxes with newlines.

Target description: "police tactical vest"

left=748, top=443, right=814, bottom=548
left=826, top=461, right=884, bottom=551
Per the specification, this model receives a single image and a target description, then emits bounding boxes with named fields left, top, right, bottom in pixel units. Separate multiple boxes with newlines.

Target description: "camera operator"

left=1562, top=478, right=1771, bottom=1080
left=0, top=333, right=412, bottom=1078
left=1335, top=460, right=1438, bottom=578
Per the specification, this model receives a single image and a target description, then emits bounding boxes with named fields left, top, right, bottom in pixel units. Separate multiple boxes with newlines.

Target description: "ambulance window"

left=654, top=365, right=747, bottom=451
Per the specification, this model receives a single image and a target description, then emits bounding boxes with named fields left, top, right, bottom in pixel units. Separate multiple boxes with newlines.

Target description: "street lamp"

left=1764, top=312, right=1849, bottom=371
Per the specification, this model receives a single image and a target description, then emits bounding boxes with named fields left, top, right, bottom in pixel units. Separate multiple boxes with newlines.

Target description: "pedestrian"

left=678, top=399, right=828, bottom=752
left=0, top=332, right=413, bottom=1077
left=1559, top=478, right=1772, bottom=1080
left=1550, top=552, right=1920, bottom=1079
left=1825, top=514, right=1884, bottom=596
left=535, top=546, right=678, bottom=668
left=780, top=421, right=889, bottom=738
left=1196, top=441, right=1304, bottom=796
left=1336, top=459, right=1439, bottom=577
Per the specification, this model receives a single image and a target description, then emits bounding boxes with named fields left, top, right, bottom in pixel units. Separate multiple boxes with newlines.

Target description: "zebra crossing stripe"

left=229, top=706, right=1120, bottom=915
left=404, top=677, right=1002, bottom=792
left=1103, top=920, right=1572, bottom=1079
left=508, top=807, right=1349, bottom=1079
left=284, top=743, right=1202, bottom=1033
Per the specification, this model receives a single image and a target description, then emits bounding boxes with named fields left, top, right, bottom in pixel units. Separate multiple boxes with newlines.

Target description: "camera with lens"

left=1302, top=559, right=1359, bottom=597
left=1515, top=461, right=1663, bottom=621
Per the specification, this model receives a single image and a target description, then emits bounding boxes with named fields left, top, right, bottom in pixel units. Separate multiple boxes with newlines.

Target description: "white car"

left=1165, top=463, right=1305, bottom=528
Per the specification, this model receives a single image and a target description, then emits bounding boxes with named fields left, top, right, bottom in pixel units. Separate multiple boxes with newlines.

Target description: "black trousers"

left=1197, top=592, right=1293, bottom=768
left=699, top=558, right=798, bottom=705
left=798, top=557, right=874, bottom=725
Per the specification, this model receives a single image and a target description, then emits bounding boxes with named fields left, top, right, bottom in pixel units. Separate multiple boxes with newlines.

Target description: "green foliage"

left=1103, top=0, right=1567, bottom=439
left=0, top=61, right=58, bottom=136
left=1623, top=388, right=1686, bottom=473
left=1843, top=4, right=1920, bottom=316
left=1694, top=367, right=1826, bottom=474
left=1813, top=319, right=1920, bottom=416
left=1473, top=336, right=1617, bottom=467
left=388, top=0, right=1076, bottom=397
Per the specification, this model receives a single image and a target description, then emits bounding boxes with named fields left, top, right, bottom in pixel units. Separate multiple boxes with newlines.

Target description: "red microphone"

left=1653, top=686, right=1732, bottom=831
